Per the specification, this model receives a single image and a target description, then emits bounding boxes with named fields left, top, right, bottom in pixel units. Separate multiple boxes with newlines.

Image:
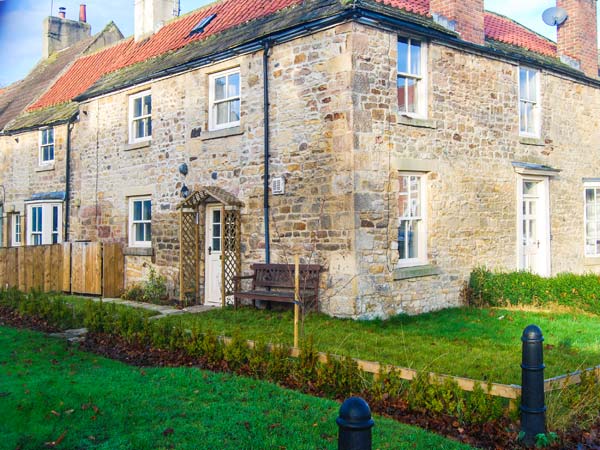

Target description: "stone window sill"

left=36, top=164, right=55, bottom=172
left=584, top=256, right=600, bottom=266
left=124, top=247, right=154, bottom=256
left=393, top=264, right=441, bottom=281
left=200, top=126, right=243, bottom=141
left=125, top=140, right=151, bottom=151
left=519, top=136, right=545, bottom=146
left=397, top=115, right=436, bottom=129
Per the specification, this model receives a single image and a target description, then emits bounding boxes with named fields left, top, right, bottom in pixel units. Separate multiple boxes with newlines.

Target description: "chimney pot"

left=79, top=4, right=87, bottom=23
left=58, top=7, right=66, bottom=19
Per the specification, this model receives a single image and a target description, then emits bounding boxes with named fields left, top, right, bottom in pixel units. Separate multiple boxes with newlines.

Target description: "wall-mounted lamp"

left=179, top=163, right=188, bottom=176
left=73, top=198, right=81, bottom=208
left=181, top=184, right=190, bottom=198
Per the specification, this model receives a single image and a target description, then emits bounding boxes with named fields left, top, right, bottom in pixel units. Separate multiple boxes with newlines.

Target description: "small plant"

left=121, top=267, right=168, bottom=305
left=535, top=432, right=559, bottom=448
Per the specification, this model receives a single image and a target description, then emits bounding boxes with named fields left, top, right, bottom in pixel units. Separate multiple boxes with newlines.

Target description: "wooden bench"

left=233, top=263, right=321, bottom=310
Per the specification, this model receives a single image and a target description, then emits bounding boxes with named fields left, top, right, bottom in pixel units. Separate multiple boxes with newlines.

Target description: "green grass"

left=0, top=326, right=469, bottom=450
left=163, top=306, right=600, bottom=385
left=63, top=295, right=161, bottom=318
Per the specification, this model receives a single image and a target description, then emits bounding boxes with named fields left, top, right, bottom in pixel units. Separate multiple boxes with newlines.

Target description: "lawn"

left=162, top=306, right=600, bottom=385
left=0, top=325, right=470, bottom=450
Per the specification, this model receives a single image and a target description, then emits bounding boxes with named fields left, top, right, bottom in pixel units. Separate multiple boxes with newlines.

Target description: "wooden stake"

left=294, top=254, right=300, bottom=349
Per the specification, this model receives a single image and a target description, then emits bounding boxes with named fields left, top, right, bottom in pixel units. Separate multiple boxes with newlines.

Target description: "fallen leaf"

left=163, top=428, right=174, bottom=436
left=44, top=429, right=67, bottom=447
left=268, top=423, right=281, bottom=430
left=64, top=409, right=75, bottom=415
left=50, top=410, right=60, bottom=417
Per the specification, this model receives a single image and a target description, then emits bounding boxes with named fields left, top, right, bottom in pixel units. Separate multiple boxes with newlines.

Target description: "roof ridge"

left=484, top=9, right=556, bottom=46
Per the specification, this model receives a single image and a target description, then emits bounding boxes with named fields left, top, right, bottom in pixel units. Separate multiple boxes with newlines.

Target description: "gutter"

left=263, top=40, right=272, bottom=264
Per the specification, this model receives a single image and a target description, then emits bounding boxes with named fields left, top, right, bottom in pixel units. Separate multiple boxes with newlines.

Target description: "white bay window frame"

left=25, top=202, right=62, bottom=246
left=397, top=36, right=427, bottom=118
left=518, top=67, right=541, bottom=138
left=397, top=173, right=428, bottom=267
left=208, top=68, right=241, bottom=131
left=584, top=181, right=600, bottom=257
left=129, top=90, right=152, bottom=144
left=129, top=196, right=152, bottom=248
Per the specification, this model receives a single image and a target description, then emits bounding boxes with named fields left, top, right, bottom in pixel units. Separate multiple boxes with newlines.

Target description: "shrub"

left=546, top=371, right=600, bottom=432
left=121, top=267, right=168, bottom=305
left=469, top=267, right=600, bottom=314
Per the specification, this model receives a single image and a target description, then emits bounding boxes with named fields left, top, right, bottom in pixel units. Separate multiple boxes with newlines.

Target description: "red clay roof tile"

left=28, top=0, right=558, bottom=111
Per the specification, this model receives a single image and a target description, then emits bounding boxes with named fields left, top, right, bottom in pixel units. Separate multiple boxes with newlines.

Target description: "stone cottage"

left=2, top=0, right=600, bottom=318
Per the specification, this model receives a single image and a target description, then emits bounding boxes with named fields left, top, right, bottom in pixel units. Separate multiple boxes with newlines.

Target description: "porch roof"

left=176, top=186, right=243, bottom=210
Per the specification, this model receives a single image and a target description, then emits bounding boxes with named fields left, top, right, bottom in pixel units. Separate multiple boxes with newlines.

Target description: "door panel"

left=205, top=205, right=222, bottom=306
left=518, top=178, right=550, bottom=276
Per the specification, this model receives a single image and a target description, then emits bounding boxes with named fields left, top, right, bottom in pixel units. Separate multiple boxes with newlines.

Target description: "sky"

left=0, top=0, right=592, bottom=87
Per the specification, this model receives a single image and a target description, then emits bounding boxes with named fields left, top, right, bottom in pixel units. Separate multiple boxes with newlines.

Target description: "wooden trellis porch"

left=177, top=186, right=242, bottom=306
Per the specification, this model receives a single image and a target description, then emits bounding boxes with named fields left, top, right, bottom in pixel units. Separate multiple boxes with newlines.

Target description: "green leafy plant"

left=535, top=432, right=559, bottom=448
left=121, top=267, right=168, bottom=305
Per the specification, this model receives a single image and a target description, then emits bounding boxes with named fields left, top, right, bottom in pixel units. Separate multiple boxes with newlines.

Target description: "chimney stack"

left=557, top=0, right=598, bottom=78
left=42, top=6, right=92, bottom=58
left=429, top=0, right=485, bottom=45
left=135, top=0, right=180, bottom=41
left=79, top=4, right=87, bottom=23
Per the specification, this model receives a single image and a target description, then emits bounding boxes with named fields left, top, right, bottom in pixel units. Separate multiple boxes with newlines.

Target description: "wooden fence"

left=0, top=242, right=123, bottom=298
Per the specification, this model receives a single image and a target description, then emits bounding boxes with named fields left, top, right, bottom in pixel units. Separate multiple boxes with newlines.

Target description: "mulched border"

left=2, top=308, right=599, bottom=449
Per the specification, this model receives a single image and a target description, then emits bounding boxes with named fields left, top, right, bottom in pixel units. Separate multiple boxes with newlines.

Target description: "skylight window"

left=190, top=14, right=216, bottom=36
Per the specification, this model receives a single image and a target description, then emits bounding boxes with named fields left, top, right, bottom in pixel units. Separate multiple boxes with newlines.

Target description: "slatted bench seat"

left=233, top=263, right=321, bottom=310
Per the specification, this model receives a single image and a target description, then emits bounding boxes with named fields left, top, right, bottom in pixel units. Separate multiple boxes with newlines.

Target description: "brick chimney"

left=42, top=6, right=91, bottom=59
left=557, top=0, right=598, bottom=78
left=429, top=0, right=485, bottom=45
left=135, top=0, right=180, bottom=41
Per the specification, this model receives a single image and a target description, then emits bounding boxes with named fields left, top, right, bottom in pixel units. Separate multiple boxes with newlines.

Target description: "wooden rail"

left=219, top=336, right=523, bottom=401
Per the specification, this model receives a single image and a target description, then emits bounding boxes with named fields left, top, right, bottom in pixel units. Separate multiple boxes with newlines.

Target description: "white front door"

left=518, top=177, right=550, bottom=276
left=205, top=205, right=222, bottom=306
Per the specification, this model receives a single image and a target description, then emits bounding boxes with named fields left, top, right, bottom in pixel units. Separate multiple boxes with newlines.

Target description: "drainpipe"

left=263, top=40, right=271, bottom=263
left=64, top=114, right=76, bottom=242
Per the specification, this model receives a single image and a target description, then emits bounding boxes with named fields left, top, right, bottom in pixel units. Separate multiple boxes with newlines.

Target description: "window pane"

left=213, top=237, right=221, bottom=252
left=527, top=71, right=537, bottom=102
left=134, top=201, right=142, bottom=221
left=397, top=37, right=408, bottom=74
left=134, top=97, right=142, bottom=118
left=519, top=69, right=527, bottom=100
left=52, top=206, right=58, bottom=232
left=213, top=209, right=221, bottom=223
left=48, top=128, right=54, bottom=143
left=397, top=77, right=407, bottom=111
left=135, top=223, right=144, bottom=241
left=586, top=188, right=595, bottom=203
left=228, top=72, right=240, bottom=97
left=52, top=233, right=58, bottom=244
left=49, top=145, right=54, bottom=161
left=398, top=220, right=408, bottom=259
left=41, top=130, right=48, bottom=145
left=525, top=103, right=534, bottom=134
left=519, top=102, right=527, bottom=133
left=216, top=102, right=228, bottom=125
left=135, top=119, right=145, bottom=138
left=230, top=100, right=240, bottom=122
left=410, top=40, right=421, bottom=76
left=144, top=223, right=151, bottom=241
left=398, top=193, right=408, bottom=217
left=143, top=95, right=152, bottom=115
left=408, top=220, right=419, bottom=258
left=214, top=76, right=226, bottom=101
left=213, top=223, right=220, bottom=238
left=406, top=78, right=417, bottom=114
left=143, top=200, right=151, bottom=220
left=146, top=118, right=152, bottom=137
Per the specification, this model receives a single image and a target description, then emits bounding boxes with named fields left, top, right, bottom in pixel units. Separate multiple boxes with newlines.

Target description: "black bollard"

left=520, top=324, right=546, bottom=445
left=336, top=397, right=374, bottom=450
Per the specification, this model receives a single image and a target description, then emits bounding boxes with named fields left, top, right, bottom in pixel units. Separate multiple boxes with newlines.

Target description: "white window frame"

left=397, top=36, right=428, bottom=119
left=39, top=127, right=55, bottom=165
left=128, top=196, right=152, bottom=248
left=518, top=67, right=541, bottom=138
left=11, top=213, right=22, bottom=247
left=397, top=173, right=428, bottom=267
left=208, top=68, right=241, bottom=131
left=584, top=181, right=600, bottom=257
left=128, top=90, right=152, bottom=144
left=25, top=202, right=63, bottom=246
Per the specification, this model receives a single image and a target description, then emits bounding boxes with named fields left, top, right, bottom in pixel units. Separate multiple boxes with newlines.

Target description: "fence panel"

left=71, top=242, right=102, bottom=295
left=103, top=243, right=124, bottom=298
left=62, top=243, right=71, bottom=292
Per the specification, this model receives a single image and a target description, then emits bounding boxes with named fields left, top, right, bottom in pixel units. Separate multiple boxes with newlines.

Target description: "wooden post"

left=294, top=254, right=300, bottom=349
left=179, top=208, right=183, bottom=304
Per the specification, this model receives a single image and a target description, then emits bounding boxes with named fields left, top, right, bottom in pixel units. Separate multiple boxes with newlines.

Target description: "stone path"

left=51, top=298, right=215, bottom=342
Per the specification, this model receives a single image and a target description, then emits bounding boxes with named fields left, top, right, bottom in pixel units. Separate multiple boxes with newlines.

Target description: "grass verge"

left=0, top=325, right=471, bottom=450
left=165, top=306, right=600, bottom=385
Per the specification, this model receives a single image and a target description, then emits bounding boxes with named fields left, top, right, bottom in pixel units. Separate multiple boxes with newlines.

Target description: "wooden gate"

left=177, top=187, right=242, bottom=306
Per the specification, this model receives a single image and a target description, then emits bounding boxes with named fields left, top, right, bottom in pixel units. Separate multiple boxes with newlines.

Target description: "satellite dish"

left=542, top=7, right=568, bottom=26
